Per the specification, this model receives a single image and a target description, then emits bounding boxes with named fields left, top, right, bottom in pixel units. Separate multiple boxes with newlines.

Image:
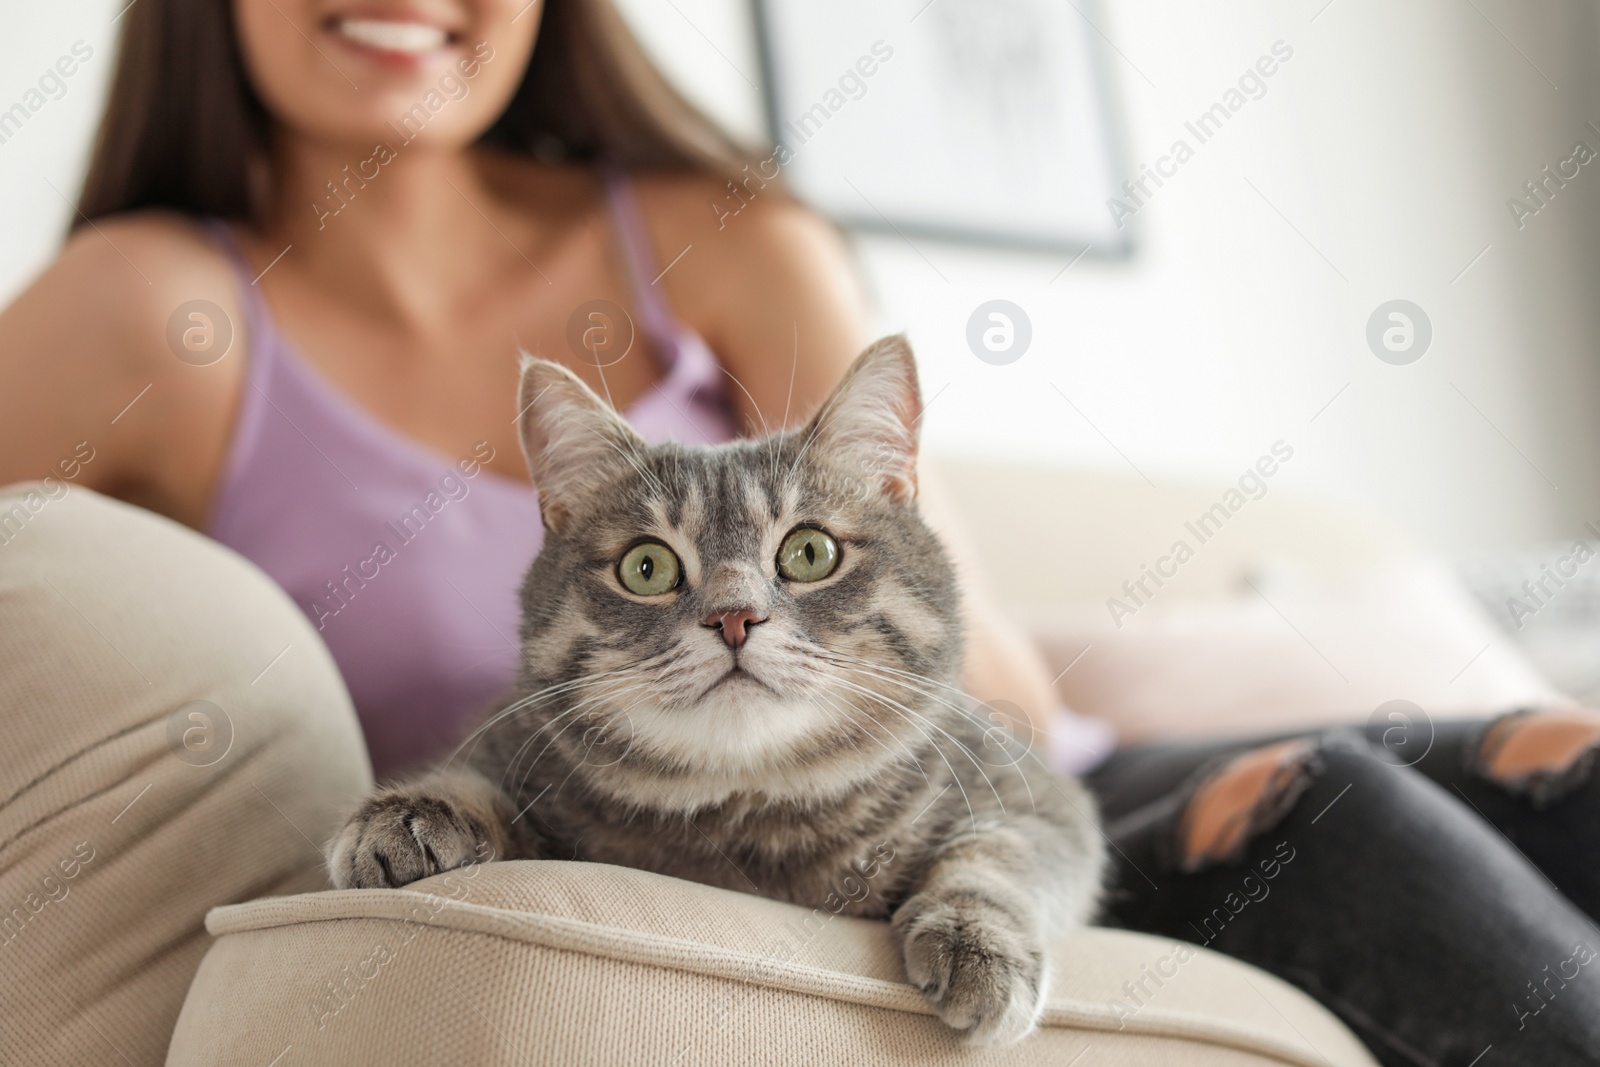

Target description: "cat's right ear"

left=800, top=334, right=923, bottom=505
left=516, top=355, right=647, bottom=532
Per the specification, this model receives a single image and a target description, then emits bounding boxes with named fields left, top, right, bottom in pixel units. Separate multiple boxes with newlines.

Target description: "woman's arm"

left=0, top=214, right=245, bottom=527
left=0, top=226, right=159, bottom=494
left=916, top=469, right=1064, bottom=739
left=654, top=182, right=1062, bottom=741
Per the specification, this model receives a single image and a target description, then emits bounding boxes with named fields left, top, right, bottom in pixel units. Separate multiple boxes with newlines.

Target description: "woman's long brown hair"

left=75, top=0, right=758, bottom=227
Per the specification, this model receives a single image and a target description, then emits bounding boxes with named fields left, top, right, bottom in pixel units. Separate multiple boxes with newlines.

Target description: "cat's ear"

left=516, top=355, right=647, bottom=531
left=801, top=334, right=922, bottom=504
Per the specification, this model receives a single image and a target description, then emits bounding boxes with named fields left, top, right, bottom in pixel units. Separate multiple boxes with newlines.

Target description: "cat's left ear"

left=802, top=334, right=922, bottom=504
left=516, top=354, right=648, bottom=532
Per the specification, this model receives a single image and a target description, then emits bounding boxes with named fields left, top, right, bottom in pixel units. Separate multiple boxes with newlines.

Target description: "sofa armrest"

left=0, top=484, right=372, bottom=1065
left=170, top=860, right=1378, bottom=1066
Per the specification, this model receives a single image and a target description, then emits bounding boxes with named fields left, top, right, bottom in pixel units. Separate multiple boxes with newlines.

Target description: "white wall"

left=625, top=0, right=1600, bottom=554
left=0, top=0, right=119, bottom=299
left=7, top=0, right=1600, bottom=555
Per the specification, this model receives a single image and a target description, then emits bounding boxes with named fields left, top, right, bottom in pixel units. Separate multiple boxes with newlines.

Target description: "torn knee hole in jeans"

left=1175, top=740, right=1319, bottom=873
left=1476, top=708, right=1600, bottom=807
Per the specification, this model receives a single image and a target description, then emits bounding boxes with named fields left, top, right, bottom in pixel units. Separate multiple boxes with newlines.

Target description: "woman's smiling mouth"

left=326, top=13, right=460, bottom=62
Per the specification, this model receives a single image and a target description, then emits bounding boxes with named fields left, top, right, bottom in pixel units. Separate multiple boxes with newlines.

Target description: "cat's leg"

left=891, top=793, right=1103, bottom=1047
left=327, top=767, right=526, bottom=889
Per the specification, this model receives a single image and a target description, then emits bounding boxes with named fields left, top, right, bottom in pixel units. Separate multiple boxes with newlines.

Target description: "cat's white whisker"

left=814, top=690, right=932, bottom=784
left=822, top=652, right=1042, bottom=814
left=824, top=671, right=1011, bottom=822
left=445, top=671, right=633, bottom=770
left=504, top=680, right=653, bottom=797
left=818, top=675, right=982, bottom=832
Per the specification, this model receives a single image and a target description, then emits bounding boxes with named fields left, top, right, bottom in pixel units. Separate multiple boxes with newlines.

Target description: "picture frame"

left=750, top=0, right=1132, bottom=257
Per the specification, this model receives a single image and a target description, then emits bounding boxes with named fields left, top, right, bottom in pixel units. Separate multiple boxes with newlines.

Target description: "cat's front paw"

left=327, top=781, right=503, bottom=890
left=893, top=892, right=1048, bottom=1047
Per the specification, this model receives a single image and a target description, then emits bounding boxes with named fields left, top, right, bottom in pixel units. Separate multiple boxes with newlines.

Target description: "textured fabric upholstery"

left=0, top=483, right=372, bottom=1065
left=172, top=860, right=1378, bottom=1066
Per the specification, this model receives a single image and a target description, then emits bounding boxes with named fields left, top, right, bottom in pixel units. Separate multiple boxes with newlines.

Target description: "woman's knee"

left=1475, top=708, right=1600, bottom=806
left=1174, top=731, right=1402, bottom=871
left=1175, top=738, right=1321, bottom=871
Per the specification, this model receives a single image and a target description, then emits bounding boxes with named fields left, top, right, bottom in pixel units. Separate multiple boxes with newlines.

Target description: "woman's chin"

left=286, top=105, right=486, bottom=160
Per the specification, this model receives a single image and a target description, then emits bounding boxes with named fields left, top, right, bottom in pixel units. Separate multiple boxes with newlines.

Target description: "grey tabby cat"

left=328, top=335, right=1105, bottom=1045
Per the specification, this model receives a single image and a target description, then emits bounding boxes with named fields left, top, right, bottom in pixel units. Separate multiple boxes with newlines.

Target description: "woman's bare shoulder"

left=16, top=209, right=243, bottom=363
left=630, top=168, right=871, bottom=422
left=60, top=208, right=239, bottom=302
left=631, top=169, right=861, bottom=320
left=0, top=210, right=248, bottom=494
left=632, top=167, right=834, bottom=251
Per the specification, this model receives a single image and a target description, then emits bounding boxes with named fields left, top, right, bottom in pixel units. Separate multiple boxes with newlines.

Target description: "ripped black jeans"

left=1087, top=717, right=1600, bottom=1067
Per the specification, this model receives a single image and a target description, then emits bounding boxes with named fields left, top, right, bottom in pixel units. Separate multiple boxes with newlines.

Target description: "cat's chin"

left=587, top=683, right=898, bottom=808
left=626, top=685, right=828, bottom=772
left=697, top=665, right=777, bottom=700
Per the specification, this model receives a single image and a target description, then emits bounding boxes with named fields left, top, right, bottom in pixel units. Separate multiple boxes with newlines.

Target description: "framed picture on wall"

left=751, top=0, right=1131, bottom=256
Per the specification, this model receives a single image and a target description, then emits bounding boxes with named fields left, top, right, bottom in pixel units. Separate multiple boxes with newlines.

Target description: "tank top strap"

left=600, top=165, right=688, bottom=360
left=197, top=217, right=279, bottom=373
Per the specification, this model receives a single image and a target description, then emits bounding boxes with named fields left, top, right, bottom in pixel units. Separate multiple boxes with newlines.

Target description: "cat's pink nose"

left=703, top=609, right=765, bottom=649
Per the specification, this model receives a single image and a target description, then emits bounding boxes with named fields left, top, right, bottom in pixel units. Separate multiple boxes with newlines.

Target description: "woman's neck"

left=255, top=133, right=562, bottom=325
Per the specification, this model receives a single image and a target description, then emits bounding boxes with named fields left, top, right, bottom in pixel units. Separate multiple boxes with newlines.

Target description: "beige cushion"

left=1028, top=559, right=1565, bottom=744
left=171, top=860, right=1377, bottom=1066
left=930, top=457, right=1405, bottom=611
left=0, top=482, right=373, bottom=1065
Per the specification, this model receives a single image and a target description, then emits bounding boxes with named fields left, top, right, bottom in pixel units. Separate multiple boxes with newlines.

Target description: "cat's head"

left=512, top=336, right=964, bottom=806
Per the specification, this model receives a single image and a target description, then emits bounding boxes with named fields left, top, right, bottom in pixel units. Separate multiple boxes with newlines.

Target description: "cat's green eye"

left=618, top=542, right=682, bottom=596
left=777, top=527, right=840, bottom=583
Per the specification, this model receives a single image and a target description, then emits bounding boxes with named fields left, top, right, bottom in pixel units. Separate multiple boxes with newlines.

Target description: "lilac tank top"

left=204, top=170, right=737, bottom=778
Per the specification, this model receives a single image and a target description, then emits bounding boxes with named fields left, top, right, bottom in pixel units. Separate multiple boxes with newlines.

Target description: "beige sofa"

left=0, top=479, right=1404, bottom=1066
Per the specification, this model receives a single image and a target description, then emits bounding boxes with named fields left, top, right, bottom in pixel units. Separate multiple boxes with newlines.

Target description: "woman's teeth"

left=335, top=18, right=449, bottom=54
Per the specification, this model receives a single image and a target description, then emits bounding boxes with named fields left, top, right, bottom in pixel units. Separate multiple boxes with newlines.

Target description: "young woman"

left=0, top=0, right=1077, bottom=777
left=2, top=2, right=1597, bottom=1063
